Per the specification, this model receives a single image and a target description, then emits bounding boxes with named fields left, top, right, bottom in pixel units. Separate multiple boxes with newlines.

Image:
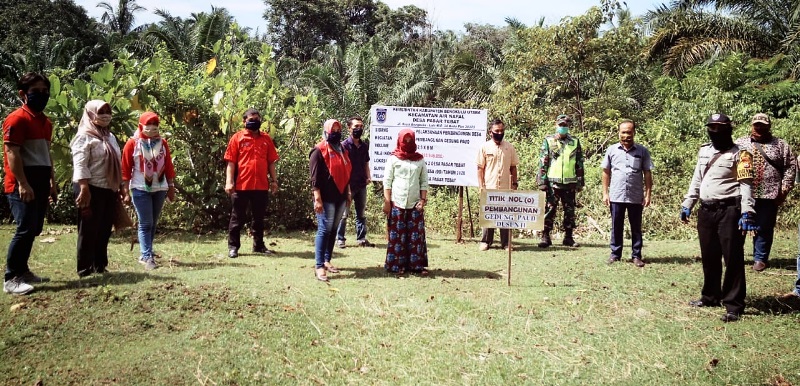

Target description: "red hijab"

left=392, top=129, right=423, bottom=161
left=316, top=119, right=351, bottom=194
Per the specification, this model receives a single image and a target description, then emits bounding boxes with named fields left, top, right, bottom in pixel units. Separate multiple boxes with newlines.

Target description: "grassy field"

left=1, top=225, right=799, bottom=385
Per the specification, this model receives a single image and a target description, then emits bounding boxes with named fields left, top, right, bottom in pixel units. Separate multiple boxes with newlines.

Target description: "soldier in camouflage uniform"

left=536, top=114, right=584, bottom=248
left=681, top=113, right=758, bottom=323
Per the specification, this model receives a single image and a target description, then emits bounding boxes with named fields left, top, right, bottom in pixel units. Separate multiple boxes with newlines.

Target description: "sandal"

left=315, top=268, right=329, bottom=282
left=323, top=262, right=340, bottom=273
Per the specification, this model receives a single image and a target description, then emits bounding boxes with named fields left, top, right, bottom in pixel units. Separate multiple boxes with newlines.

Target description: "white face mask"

left=94, top=114, right=112, bottom=127
left=142, top=124, right=160, bottom=137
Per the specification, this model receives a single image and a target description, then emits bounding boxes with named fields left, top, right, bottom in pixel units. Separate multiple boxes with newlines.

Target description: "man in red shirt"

left=2, top=72, right=58, bottom=295
left=224, top=109, right=280, bottom=258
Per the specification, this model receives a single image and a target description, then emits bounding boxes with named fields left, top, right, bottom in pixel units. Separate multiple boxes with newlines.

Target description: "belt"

left=699, top=197, right=739, bottom=210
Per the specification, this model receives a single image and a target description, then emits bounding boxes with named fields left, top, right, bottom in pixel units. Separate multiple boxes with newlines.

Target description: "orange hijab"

left=316, top=119, right=352, bottom=194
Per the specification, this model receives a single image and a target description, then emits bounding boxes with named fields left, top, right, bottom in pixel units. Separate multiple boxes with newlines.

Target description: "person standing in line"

left=383, top=129, right=429, bottom=275
left=733, top=113, right=796, bottom=272
left=121, top=112, right=177, bottom=271
left=336, top=116, right=374, bottom=248
left=477, top=118, right=519, bottom=251
left=537, top=114, right=584, bottom=248
left=310, top=119, right=352, bottom=282
left=783, top=155, right=800, bottom=299
left=71, top=100, right=123, bottom=277
left=3, top=72, right=57, bottom=294
left=223, top=108, right=280, bottom=258
left=602, top=120, right=653, bottom=267
left=681, top=113, right=758, bottom=323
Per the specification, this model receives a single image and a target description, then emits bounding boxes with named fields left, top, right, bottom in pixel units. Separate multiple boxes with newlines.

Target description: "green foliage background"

left=2, top=0, right=800, bottom=241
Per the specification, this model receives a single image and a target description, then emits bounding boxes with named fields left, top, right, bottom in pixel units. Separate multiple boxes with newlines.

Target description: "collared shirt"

left=476, top=140, right=519, bottom=189
left=682, top=144, right=755, bottom=214
left=70, top=131, right=122, bottom=190
left=342, top=136, right=370, bottom=190
left=601, top=143, right=654, bottom=204
left=384, top=156, right=429, bottom=209
left=223, top=129, right=280, bottom=191
left=733, top=136, right=796, bottom=199
left=2, top=105, right=53, bottom=193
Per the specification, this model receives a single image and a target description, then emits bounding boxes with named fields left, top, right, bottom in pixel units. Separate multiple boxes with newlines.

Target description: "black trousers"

left=480, top=228, right=510, bottom=248
left=228, top=190, right=269, bottom=249
left=697, top=203, right=746, bottom=315
left=75, top=184, right=116, bottom=275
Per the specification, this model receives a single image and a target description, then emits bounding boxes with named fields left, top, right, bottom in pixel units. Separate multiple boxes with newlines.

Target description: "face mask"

left=94, top=114, right=112, bottom=127
left=401, top=141, right=416, bottom=153
left=142, top=124, right=160, bottom=138
left=707, top=128, right=734, bottom=151
left=491, top=132, right=504, bottom=142
left=556, top=126, right=569, bottom=136
left=751, top=126, right=771, bottom=142
left=352, top=129, right=364, bottom=139
left=326, top=131, right=342, bottom=144
left=245, top=120, right=261, bottom=130
left=25, top=91, right=49, bottom=113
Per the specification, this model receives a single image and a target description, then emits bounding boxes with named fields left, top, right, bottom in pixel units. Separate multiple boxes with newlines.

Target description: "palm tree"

left=97, top=0, right=146, bottom=36
left=644, top=0, right=797, bottom=76
left=144, top=7, right=234, bottom=68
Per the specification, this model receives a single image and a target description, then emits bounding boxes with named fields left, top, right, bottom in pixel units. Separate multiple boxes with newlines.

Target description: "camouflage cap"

left=751, top=113, right=770, bottom=125
left=556, top=114, right=572, bottom=125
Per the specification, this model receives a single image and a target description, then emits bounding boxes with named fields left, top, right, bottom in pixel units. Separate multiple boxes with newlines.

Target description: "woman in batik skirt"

left=382, top=128, right=429, bottom=275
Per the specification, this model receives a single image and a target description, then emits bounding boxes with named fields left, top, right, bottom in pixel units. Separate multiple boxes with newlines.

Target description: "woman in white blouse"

left=70, top=100, right=123, bottom=277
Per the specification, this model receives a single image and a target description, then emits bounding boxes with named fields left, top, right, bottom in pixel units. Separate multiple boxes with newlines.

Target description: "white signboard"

left=369, top=105, right=487, bottom=186
left=479, top=190, right=545, bottom=231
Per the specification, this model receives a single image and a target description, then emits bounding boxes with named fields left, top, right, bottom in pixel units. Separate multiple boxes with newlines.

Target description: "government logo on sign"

left=376, top=108, right=387, bottom=123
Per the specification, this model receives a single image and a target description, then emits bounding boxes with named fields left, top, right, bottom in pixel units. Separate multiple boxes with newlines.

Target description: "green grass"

left=1, top=225, right=799, bottom=385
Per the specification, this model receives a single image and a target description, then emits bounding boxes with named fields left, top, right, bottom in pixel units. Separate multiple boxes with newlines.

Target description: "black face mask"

left=707, top=128, right=734, bottom=151
left=491, top=132, right=504, bottom=142
left=26, top=91, right=49, bottom=113
left=326, top=131, right=342, bottom=144
left=352, top=129, right=364, bottom=139
left=245, top=120, right=261, bottom=130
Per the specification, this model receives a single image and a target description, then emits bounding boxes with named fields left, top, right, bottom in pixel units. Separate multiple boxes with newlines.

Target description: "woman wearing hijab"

left=383, top=129, right=429, bottom=275
left=121, top=112, right=176, bottom=271
left=70, top=100, right=123, bottom=277
left=309, top=119, right=352, bottom=282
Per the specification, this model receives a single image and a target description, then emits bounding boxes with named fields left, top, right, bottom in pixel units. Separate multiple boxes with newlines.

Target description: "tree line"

left=1, top=0, right=800, bottom=237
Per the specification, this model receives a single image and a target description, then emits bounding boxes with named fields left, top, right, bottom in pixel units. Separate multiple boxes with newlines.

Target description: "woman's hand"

left=167, top=186, right=176, bottom=202
left=415, top=200, right=425, bottom=212
left=382, top=200, right=392, bottom=215
left=122, top=187, right=131, bottom=205
left=76, top=185, right=91, bottom=209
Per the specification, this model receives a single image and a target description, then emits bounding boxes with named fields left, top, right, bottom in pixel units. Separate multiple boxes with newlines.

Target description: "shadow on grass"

left=35, top=271, right=177, bottom=293
left=747, top=294, right=800, bottom=315
left=642, top=255, right=699, bottom=265
left=334, top=266, right=503, bottom=280
left=755, top=258, right=798, bottom=271
left=165, top=259, right=256, bottom=270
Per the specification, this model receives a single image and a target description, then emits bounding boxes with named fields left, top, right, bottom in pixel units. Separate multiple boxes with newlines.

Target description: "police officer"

left=681, top=113, right=758, bottom=323
left=537, top=114, right=584, bottom=248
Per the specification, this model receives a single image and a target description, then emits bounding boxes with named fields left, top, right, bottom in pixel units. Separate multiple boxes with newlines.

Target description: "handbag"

left=113, top=198, right=134, bottom=231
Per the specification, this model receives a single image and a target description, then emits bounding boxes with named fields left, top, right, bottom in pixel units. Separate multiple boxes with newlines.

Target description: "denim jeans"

left=609, top=202, right=643, bottom=259
left=131, top=189, right=167, bottom=260
left=5, top=187, right=49, bottom=281
left=336, top=186, right=367, bottom=242
left=315, top=200, right=346, bottom=268
left=751, top=198, right=778, bottom=263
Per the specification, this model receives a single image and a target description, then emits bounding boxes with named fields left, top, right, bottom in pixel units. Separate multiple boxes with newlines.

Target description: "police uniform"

left=682, top=140, right=754, bottom=318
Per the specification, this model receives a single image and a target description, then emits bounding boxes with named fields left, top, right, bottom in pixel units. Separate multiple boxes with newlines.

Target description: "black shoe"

left=721, top=312, right=740, bottom=322
left=537, top=232, right=551, bottom=248
left=253, top=245, right=273, bottom=255
left=228, top=248, right=238, bottom=258
left=689, top=299, right=721, bottom=307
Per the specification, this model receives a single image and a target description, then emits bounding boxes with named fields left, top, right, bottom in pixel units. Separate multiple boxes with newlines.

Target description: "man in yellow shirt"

left=477, top=119, right=520, bottom=251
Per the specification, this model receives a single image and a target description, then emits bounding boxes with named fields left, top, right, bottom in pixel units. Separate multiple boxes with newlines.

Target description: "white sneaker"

left=478, top=242, right=490, bottom=251
left=4, top=277, right=34, bottom=295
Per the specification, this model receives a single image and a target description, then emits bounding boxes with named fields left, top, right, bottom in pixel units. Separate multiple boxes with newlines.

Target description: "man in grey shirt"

left=680, top=113, right=758, bottom=323
left=601, top=120, right=653, bottom=267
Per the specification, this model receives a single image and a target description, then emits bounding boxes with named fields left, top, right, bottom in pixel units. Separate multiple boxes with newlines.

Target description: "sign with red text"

left=479, top=190, right=545, bottom=230
left=369, top=105, right=487, bottom=186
